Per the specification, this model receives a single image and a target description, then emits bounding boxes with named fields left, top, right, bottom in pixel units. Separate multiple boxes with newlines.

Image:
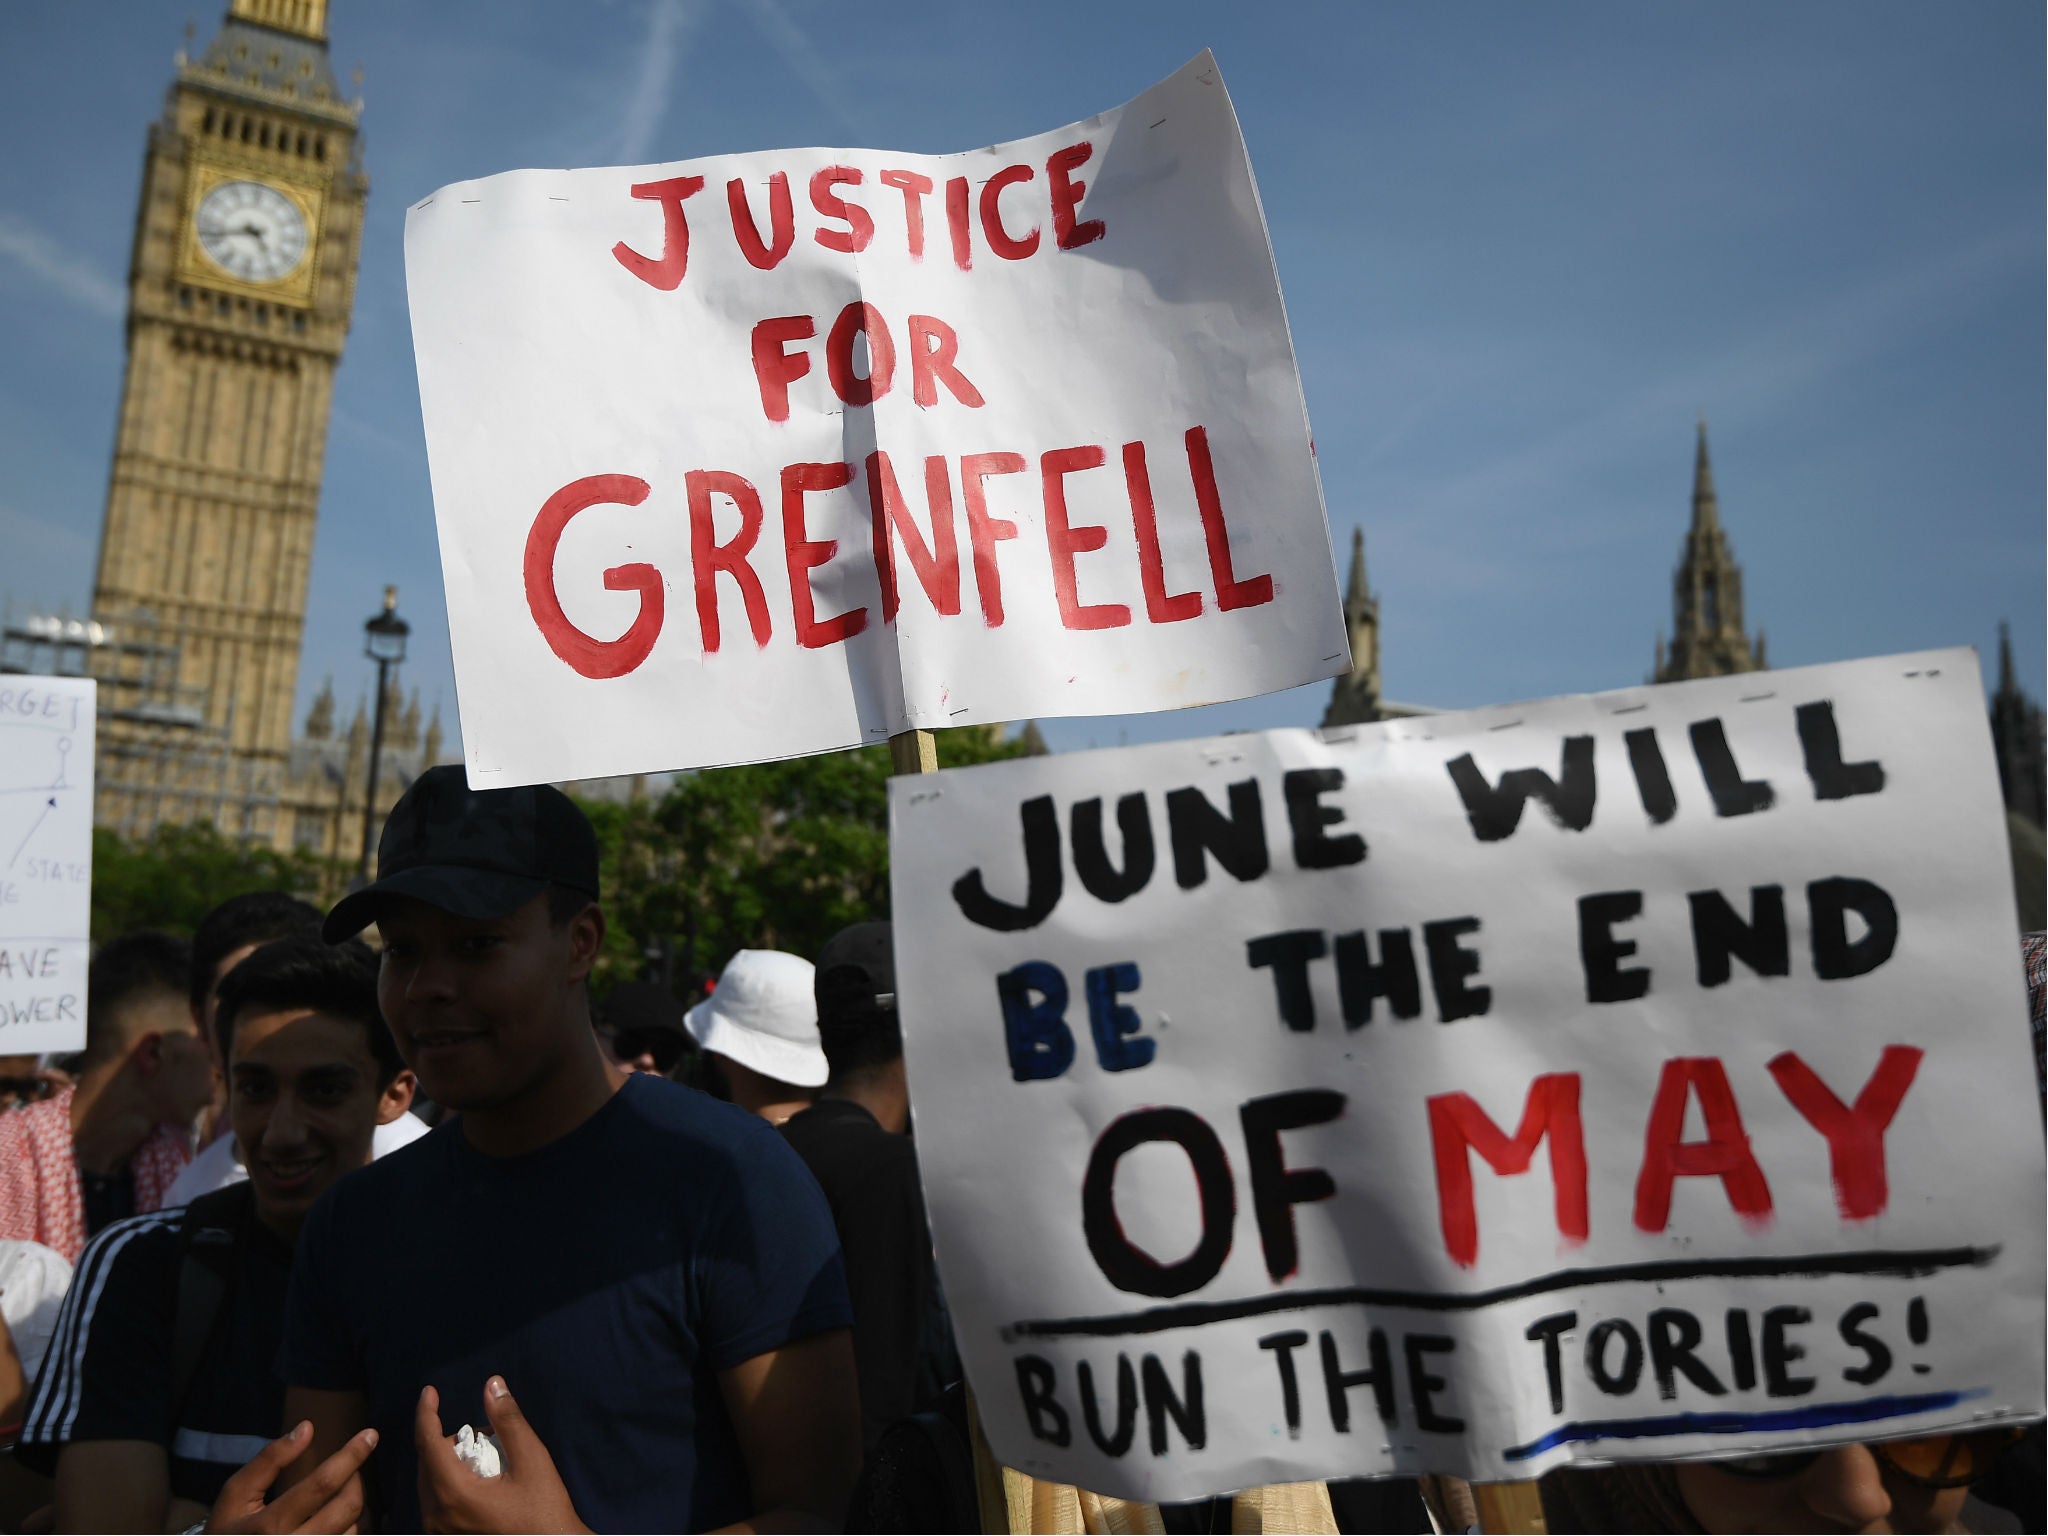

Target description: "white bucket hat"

left=685, top=949, right=827, bottom=1087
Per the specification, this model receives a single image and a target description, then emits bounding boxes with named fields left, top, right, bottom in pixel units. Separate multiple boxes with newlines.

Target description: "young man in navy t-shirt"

left=281, top=767, right=859, bottom=1532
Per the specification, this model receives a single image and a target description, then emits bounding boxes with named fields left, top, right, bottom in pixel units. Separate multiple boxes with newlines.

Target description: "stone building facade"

left=279, top=677, right=444, bottom=864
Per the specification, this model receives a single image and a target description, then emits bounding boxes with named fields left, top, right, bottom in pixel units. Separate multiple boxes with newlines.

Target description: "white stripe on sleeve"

left=171, top=1426, right=272, bottom=1467
left=21, top=1212, right=182, bottom=1445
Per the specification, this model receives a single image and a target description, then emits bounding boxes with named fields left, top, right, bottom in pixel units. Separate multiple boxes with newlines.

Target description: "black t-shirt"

left=18, top=1183, right=288, bottom=1506
left=779, top=1099, right=946, bottom=1452
left=280, top=1073, right=852, bottom=1534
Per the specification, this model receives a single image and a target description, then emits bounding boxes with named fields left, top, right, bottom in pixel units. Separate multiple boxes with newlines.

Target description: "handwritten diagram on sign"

left=406, top=52, right=1347, bottom=787
left=0, top=676, right=94, bottom=1055
left=890, top=650, right=2044, bottom=1499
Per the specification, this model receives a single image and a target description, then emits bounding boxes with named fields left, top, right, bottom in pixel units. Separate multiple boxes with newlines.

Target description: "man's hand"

left=206, top=1421, right=378, bottom=1534
left=415, top=1379, right=587, bottom=1535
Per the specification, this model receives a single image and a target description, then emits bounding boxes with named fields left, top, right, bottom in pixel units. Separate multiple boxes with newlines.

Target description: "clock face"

left=195, top=180, right=308, bottom=283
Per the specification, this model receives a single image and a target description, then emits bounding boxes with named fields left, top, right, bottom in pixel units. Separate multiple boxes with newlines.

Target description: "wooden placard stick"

left=891, top=724, right=1007, bottom=1530
left=963, top=1385, right=1011, bottom=1535
left=890, top=727, right=938, bottom=776
left=1475, top=1478, right=1549, bottom=1533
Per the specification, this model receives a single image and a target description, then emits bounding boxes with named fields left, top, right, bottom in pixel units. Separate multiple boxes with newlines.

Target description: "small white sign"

left=407, top=52, right=1347, bottom=787
left=0, top=677, right=94, bottom=1055
left=890, top=649, right=2043, bottom=1498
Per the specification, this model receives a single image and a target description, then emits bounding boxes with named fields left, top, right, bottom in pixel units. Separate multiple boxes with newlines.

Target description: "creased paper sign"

left=889, top=649, right=2044, bottom=1499
left=0, top=677, right=94, bottom=1055
left=406, top=52, right=1346, bottom=787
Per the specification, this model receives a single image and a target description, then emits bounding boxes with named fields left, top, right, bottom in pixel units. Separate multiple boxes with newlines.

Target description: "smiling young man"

left=17, top=938, right=413, bottom=1532
left=281, top=766, right=861, bottom=1533
left=163, top=891, right=431, bottom=1208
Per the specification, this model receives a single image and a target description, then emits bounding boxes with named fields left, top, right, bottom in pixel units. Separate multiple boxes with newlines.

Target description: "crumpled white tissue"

left=453, top=1423, right=504, bottom=1478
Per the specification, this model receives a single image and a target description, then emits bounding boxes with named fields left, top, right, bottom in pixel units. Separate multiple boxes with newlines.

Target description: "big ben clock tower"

left=91, top=0, right=365, bottom=840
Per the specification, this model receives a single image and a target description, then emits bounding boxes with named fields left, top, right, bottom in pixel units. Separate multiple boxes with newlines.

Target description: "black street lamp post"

left=360, top=585, right=409, bottom=880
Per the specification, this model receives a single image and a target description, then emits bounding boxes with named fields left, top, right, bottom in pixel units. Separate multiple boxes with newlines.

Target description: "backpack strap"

left=170, top=1183, right=251, bottom=1421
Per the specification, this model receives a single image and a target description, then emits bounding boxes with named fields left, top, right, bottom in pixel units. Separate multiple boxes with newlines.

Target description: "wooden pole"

left=1474, top=1478, right=1549, bottom=1533
left=890, top=725, right=1010, bottom=1530
left=964, top=1386, right=1011, bottom=1535
left=889, top=727, right=938, bottom=775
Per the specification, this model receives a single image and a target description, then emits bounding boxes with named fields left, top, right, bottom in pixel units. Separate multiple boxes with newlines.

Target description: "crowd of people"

left=0, top=763, right=2036, bottom=1533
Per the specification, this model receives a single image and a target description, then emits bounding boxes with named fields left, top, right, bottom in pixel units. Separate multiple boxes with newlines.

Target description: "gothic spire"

left=304, top=675, right=335, bottom=740
left=1345, top=527, right=1369, bottom=610
left=1989, top=618, right=2047, bottom=826
left=1653, top=420, right=1760, bottom=683
left=1691, top=416, right=1719, bottom=532
left=1323, top=526, right=1383, bottom=727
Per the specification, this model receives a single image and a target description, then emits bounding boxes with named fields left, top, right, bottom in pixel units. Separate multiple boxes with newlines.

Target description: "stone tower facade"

left=1322, top=529, right=1383, bottom=727
left=90, top=0, right=365, bottom=840
left=1653, top=422, right=1765, bottom=684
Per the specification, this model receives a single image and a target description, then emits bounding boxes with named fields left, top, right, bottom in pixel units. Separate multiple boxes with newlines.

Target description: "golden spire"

left=1655, top=419, right=1760, bottom=682
left=345, top=695, right=369, bottom=767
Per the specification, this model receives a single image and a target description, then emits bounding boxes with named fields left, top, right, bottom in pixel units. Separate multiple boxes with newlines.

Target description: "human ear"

left=565, top=905, right=607, bottom=981
left=376, top=1069, right=418, bottom=1126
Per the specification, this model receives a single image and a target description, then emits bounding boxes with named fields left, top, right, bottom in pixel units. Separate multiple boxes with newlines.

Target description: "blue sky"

left=2, top=0, right=2040, bottom=762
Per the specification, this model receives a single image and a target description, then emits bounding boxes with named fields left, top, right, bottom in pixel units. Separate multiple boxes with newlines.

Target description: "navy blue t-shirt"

left=278, top=1074, right=851, bottom=1533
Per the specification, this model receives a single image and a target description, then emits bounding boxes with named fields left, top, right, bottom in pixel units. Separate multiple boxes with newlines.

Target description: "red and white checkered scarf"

left=0, top=1087, right=193, bottom=1262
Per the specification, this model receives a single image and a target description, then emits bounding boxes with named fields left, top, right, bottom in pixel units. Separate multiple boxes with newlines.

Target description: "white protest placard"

left=0, top=677, right=94, bottom=1055
left=890, top=649, right=2044, bottom=1499
left=406, top=52, right=1347, bottom=788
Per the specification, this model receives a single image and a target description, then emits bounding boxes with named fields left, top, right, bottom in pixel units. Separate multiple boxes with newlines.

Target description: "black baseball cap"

left=815, top=922, right=895, bottom=1021
left=323, top=765, right=600, bottom=942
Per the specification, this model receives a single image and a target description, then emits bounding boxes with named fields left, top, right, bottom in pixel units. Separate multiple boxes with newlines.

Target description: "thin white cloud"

left=333, top=406, right=415, bottom=461
left=0, top=215, right=122, bottom=319
left=620, top=0, right=702, bottom=162
left=737, top=0, right=864, bottom=138
left=1379, top=211, right=2042, bottom=550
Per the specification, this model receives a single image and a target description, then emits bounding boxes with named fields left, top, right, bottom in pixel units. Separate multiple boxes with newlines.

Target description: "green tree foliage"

left=90, top=822, right=337, bottom=941
left=579, top=727, right=1033, bottom=994
left=87, top=728, right=1031, bottom=975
